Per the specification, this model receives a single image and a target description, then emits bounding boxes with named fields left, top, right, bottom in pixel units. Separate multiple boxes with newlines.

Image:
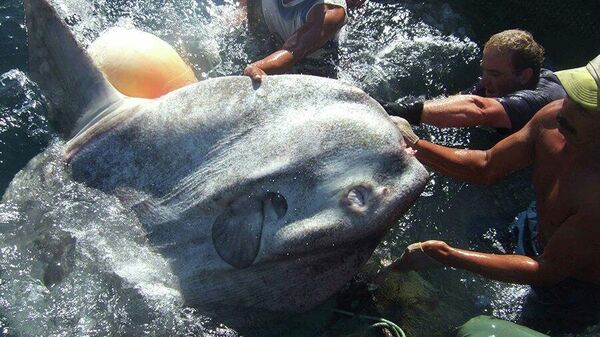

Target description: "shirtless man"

left=240, top=0, right=364, bottom=81
left=393, top=54, right=600, bottom=331
left=379, top=29, right=566, bottom=134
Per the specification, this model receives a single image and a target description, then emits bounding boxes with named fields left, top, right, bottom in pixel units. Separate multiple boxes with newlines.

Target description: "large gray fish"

left=0, top=0, right=427, bottom=330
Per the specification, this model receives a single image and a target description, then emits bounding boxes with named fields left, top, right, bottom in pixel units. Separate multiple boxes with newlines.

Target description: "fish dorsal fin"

left=25, top=0, right=123, bottom=138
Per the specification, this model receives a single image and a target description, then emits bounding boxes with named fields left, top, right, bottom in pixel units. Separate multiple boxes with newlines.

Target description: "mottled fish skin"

left=21, top=0, right=429, bottom=320
left=66, top=75, right=429, bottom=315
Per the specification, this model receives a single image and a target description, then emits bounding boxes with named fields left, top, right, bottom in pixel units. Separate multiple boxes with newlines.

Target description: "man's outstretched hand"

left=389, top=116, right=419, bottom=146
left=390, top=241, right=445, bottom=271
left=374, top=241, right=446, bottom=283
left=244, top=64, right=267, bottom=82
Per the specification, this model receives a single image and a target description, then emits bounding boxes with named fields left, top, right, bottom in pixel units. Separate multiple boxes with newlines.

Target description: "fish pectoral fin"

left=212, top=192, right=287, bottom=268
left=212, top=197, right=264, bottom=269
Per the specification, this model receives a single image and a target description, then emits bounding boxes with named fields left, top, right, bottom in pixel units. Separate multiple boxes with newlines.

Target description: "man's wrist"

left=403, top=101, right=424, bottom=125
left=409, top=137, right=419, bottom=147
left=378, top=100, right=424, bottom=125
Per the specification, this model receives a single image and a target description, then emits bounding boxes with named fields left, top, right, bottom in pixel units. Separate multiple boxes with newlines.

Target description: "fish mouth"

left=268, top=232, right=382, bottom=263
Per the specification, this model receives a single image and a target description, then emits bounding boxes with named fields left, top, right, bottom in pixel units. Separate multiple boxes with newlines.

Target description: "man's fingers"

left=243, top=65, right=265, bottom=82
left=389, top=116, right=419, bottom=146
left=393, top=242, right=444, bottom=271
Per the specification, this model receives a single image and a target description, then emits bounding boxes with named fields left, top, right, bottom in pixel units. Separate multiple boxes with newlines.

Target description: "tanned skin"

left=240, top=0, right=347, bottom=81
left=400, top=98, right=600, bottom=287
left=420, top=47, right=534, bottom=129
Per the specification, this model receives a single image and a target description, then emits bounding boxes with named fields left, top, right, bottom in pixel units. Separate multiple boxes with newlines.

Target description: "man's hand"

left=389, top=116, right=419, bottom=146
left=244, top=64, right=267, bottom=82
left=390, top=242, right=445, bottom=271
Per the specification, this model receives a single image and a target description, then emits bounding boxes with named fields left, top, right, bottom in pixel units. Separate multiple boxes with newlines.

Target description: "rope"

left=324, top=308, right=408, bottom=337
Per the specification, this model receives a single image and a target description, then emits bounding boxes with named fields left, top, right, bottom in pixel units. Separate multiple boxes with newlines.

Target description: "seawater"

left=0, top=0, right=597, bottom=336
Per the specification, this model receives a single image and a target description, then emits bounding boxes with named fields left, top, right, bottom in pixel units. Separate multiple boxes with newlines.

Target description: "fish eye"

left=345, top=186, right=370, bottom=208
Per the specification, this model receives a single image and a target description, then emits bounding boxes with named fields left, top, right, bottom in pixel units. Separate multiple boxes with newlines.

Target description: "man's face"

left=556, top=97, right=600, bottom=147
left=480, top=48, right=527, bottom=97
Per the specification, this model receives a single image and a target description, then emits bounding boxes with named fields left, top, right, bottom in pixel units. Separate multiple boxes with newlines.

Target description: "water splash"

left=338, top=1, right=479, bottom=100
left=2, top=0, right=595, bottom=336
left=0, top=144, right=238, bottom=336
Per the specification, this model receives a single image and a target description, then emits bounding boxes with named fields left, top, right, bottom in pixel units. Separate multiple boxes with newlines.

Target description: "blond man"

left=380, top=29, right=566, bottom=135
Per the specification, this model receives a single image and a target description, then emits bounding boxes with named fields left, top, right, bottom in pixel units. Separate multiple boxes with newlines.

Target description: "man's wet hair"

left=484, top=29, right=545, bottom=84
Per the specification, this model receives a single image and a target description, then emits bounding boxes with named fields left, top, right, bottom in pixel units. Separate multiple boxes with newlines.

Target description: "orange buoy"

left=88, top=27, right=198, bottom=98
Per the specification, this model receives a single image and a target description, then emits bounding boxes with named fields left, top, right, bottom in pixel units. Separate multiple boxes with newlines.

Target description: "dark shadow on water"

left=0, top=1, right=27, bottom=75
left=447, top=0, right=600, bottom=69
left=0, top=72, right=52, bottom=195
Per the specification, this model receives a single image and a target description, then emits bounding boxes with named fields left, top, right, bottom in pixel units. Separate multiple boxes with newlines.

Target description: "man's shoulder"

left=494, top=74, right=565, bottom=134
left=530, top=100, right=562, bottom=123
left=496, top=69, right=566, bottom=116
left=520, top=99, right=562, bottom=138
left=539, top=68, right=557, bottom=79
left=508, top=69, right=565, bottom=98
left=537, top=69, right=564, bottom=89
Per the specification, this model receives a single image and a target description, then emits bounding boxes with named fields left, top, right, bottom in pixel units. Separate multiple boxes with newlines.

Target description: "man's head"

left=554, top=54, right=600, bottom=146
left=480, top=29, right=544, bottom=97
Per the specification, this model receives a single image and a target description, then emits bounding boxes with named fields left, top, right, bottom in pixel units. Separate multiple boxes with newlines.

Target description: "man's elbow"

left=472, top=96, right=512, bottom=128
left=468, top=153, right=501, bottom=185
left=282, top=40, right=310, bottom=61
left=453, top=96, right=486, bottom=125
left=528, top=260, right=571, bottom=287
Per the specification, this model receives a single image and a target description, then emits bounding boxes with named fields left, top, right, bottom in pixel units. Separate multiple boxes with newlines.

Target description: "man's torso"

left=531, top=105, right=600, bottom=284
left=260, top=0, right=346, bottom=41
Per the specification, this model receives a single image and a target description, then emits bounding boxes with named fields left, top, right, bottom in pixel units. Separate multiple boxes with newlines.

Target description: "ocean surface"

left=0, top=0, right=598, bottom=336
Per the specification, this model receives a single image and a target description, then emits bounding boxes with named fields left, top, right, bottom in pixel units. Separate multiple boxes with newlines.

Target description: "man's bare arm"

left=412, top=101, right=566, bottom=184
left=421, top=95, right=512, bottom=128
left=244, top=4, right=346, bottom=80
left=413, top=120, right=534, bottom=184
left=419, top=211, right=599, bottom=285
